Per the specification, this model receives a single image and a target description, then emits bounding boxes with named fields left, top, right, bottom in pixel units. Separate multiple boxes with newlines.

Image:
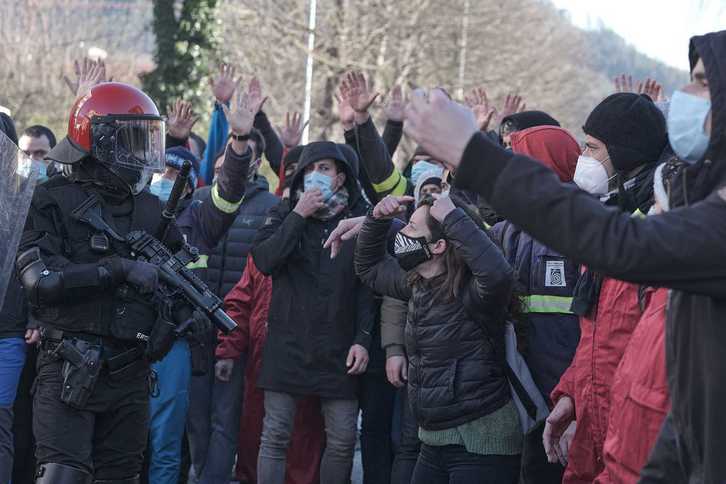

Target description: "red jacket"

left=595, top=288, right=670, bottom=484
left=217, top=255, right=325, bottom=484
left=551, top=277, right=643, bottom=483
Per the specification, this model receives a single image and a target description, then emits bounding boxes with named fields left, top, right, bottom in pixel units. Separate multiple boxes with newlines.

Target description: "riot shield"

left=0, top=129, right=37, bottom=305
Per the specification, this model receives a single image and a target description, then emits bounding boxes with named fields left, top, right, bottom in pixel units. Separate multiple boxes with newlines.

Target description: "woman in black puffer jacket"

left=355, top=193, right=521, bottom=484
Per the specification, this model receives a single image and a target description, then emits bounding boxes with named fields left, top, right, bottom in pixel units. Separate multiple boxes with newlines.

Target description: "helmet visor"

left=113, top=117, right=165, bottom=172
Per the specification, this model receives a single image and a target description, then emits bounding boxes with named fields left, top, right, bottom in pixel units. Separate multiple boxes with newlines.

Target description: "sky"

left=550, top=0, right=726, bottom=71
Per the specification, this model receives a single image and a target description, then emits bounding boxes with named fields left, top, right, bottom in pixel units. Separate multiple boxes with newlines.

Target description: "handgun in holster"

left=56, top=339, right=102, bottom=410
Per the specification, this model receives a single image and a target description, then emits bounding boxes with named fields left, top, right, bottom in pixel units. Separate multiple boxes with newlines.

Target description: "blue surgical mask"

left=667, top=90, right=711, bottom=164
left=304, top=171, right=336, bottom=201
left=411, top=161, right=442, bottom=186
left=150, top=177, right=174, bottom=202
left=32, top=160, right=49, bottom=183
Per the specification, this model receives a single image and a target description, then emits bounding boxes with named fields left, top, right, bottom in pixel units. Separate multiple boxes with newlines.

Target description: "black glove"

left=120, top=259, right=159, bottom=294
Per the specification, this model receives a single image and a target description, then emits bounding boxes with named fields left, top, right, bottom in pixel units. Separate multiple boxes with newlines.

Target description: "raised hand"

left=614, top=73, right=636, bottom=93
left=403, top=88, right=479, bottom=171
left=209, top=63, right=239, bottom=104
left=335, top=85, right=356, bottom=130
left=384, top=85, right=405, bottom=123
left=464, top=87, right=497, bottom=131
left=277, top=112, right=308, bottom=148
left=497, top=93, right=526, bottom=124
left=639, top=78, right=666, bottom=102
left=167, top=99, right=199, bottom=140
left=64, top=58, right=107, bottom=98
left=247, top=77, right=268, bottom=114
left=372, top=195, right=415, bottom=220
left=342, top=71, right=380, bottom=114
left=221, top=79, right=263, bottom=136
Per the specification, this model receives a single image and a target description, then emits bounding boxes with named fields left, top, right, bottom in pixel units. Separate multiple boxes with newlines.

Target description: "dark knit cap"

left=0, top=113, right=18, bottom=145
left=283, top=145, right=304, bottom=167
left=583, top=93, right=667, bottom=173
left=500, top=111, right=560, bottom=132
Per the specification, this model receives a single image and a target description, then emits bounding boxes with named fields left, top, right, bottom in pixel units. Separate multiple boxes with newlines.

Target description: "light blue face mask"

left=667, top=90, right=711, bottom=164
left=411, top=160, right=443, bottom=186
left=150, top=178, right=174, bottom=202
left=32, top=160, right=49, bottom=183
left=304, top=171, right=336, bottom=201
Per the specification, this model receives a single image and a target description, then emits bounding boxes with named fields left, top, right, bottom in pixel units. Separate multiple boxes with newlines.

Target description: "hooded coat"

left=451, top=30, right=726, bottom=484
left=251, top=142, right=375, bottom=399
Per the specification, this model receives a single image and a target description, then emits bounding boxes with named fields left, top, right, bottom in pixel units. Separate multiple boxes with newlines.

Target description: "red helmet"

left=48, top=82, right=166, bottom=194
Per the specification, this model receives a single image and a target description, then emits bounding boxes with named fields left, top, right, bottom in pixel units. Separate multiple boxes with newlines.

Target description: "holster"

left=187, top=336, right=209, bottom=377
left=56, top=339, right=102, bottom=410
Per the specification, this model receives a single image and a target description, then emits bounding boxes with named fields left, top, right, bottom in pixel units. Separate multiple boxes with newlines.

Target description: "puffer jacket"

left=196, top=176, right=279, bottom=298
left=595, top=287, right=669, bottom=484
left=355, top=209, right=514, bottom=430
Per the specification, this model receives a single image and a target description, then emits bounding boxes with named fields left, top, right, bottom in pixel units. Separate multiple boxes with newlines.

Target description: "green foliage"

left=141, top=0, right=219, bottom=118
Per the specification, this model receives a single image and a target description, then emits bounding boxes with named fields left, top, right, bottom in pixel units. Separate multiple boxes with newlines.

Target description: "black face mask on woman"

left=394, top=232, right=433, bottom=271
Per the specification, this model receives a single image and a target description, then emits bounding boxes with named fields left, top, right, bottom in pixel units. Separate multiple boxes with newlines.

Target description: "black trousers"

left=33, top=349, right=150, bottom=479
left=411, top=444, right=520, bottom=484
left=12, top=344, right=37, bottom=484
left=360, top=371, right=397, bottom=484
left=639, top=413, right=700, bottom=484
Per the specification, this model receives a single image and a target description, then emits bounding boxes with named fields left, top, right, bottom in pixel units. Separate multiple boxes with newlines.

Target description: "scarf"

left=296, top=186, right=350, bottom=221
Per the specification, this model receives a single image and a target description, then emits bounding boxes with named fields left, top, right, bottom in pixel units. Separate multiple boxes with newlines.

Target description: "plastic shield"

left=0, top=129, right=37, bottom=305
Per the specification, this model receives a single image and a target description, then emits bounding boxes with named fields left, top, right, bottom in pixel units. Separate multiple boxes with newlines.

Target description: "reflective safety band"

left=186, top=254, right=209, bottom=270
left=523, top=295, right=574, bottom=314
left=631, top=209, right=647, bottom=219
left=372, top=170, right=404, bottom=195
left=212, top=184, right=244, bottom=214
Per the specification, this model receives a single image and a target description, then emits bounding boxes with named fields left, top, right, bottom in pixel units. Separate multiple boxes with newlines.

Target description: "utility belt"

left=40, top=327, right=148, bottom=410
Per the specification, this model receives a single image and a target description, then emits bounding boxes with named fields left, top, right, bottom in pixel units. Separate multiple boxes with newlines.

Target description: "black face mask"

left=394, top=232, right=433, bottom=271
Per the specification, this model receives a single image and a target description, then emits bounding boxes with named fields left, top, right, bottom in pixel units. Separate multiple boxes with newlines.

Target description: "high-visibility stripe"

left=372, top=170, right=402, bottom=194
left=212, top=184, right=243, bottom=214
left=389, top=176, right=408, bottom=196
left=523, top=295, right=574, bottom=314
left=632, top=209, right=646, bottom=219
left=186, top=254, right=209, bottom=270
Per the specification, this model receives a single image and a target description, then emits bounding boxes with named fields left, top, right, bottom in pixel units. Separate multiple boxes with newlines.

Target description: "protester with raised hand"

left=62, top=57, right=108, bottom=99
left=146, top=84, right=256, bottom=484
left=403, top=30, right=726, bottom=483
left=251, top=141, right=375, bottom=484
left=355, top=193, right=521, bottom=483
left=382, top=84, right=406, bottom=156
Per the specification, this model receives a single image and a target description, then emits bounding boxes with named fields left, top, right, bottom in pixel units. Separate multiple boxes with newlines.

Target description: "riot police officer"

left=16, top=83, right=185, bottom=484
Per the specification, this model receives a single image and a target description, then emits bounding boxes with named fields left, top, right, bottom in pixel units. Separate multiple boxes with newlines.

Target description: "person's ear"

left=430, top=239, right=447, bottom=256
left=335, top=171, right=346, bottom=190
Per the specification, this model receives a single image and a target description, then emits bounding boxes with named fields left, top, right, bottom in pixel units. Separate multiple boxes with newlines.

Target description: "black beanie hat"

left=583, top=93, right=667, bottom=173
left=500, top=111, right=560, bottom=131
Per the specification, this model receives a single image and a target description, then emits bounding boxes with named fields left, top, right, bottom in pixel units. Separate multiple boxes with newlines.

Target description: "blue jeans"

left=148, top=340, right=191, bottom=484
left=0, top=337, right=26, bottom=482
left=187, top=347, right=245, bottom=484
left=411, top=444, right=520, bottom=484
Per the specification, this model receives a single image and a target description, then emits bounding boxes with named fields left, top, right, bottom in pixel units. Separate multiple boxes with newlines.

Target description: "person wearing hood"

left=403, top=29, right=726, bottom=484
left=414, top=169, right=444, bottom=206
left=490, top=125, right=581, bottom=407
left=355, top=193, right=521, bottom=483
left=251, top=141, right=375, bottom=484
left=594, top=160, right=681, bottom=484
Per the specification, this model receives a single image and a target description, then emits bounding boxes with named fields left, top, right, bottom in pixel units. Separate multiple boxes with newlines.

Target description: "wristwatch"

left=230, top=132, right=251, bottom=141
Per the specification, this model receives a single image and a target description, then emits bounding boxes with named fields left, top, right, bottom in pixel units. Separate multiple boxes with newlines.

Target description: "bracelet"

left=230, top=132, right=251, bottom=141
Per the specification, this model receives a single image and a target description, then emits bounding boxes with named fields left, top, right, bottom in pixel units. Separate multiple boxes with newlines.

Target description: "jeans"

left=148, top=340, right=191, bottom=484
left=360, top=372, right=396, bottom=484
left=187, top=349, right=245, bottom=484
left=258, top=391, right=358, bottom=484
left=411, top=444, right=520, bottom=484
left=0, top=337, right=26, bottom=482
left=391, top=388, right=420, bottom=484
left=33, top=349, right=149, bottom=479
